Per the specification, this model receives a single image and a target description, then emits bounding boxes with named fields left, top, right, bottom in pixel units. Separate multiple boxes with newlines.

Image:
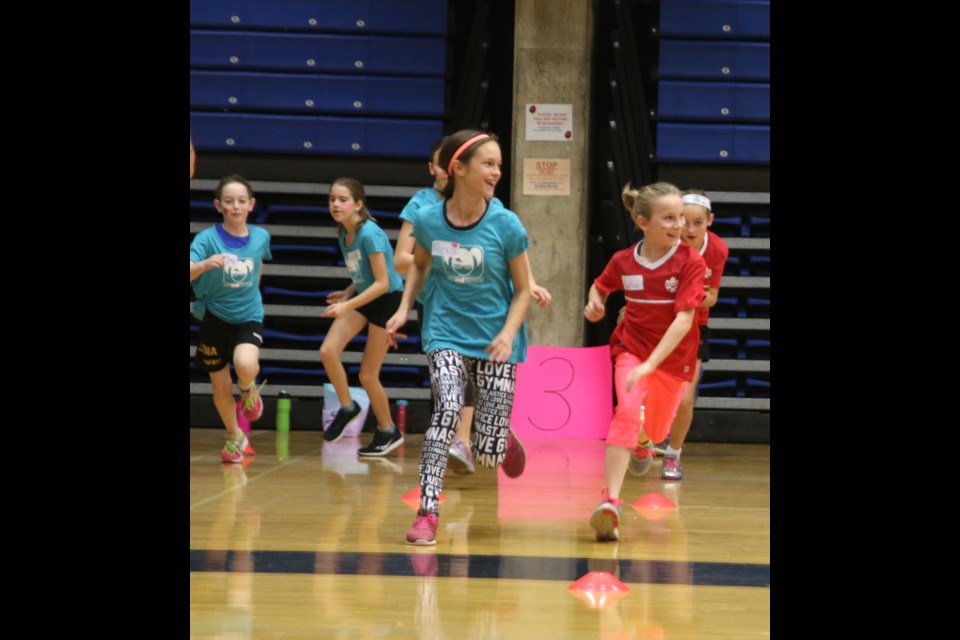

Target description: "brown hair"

left=437, top=129, right=501, bottom=199
left=214, top=174, right=254, bottom=200
left=331, top=177, right=375, bottom=233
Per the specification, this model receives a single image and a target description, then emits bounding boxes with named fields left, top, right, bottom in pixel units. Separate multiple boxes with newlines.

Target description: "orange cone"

left=401, top=487, right=446, bottom=510
left=631, top=493, right=677, bottom=520
left=568, top=571, right=631, bottom=608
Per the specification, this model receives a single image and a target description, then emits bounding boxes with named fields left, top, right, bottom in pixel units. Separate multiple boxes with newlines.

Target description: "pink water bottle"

left=397, top=400, right=408, bottom=433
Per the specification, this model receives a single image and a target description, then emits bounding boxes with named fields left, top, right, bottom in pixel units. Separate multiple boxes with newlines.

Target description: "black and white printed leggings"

left=418, top=349, right=518, bottom=515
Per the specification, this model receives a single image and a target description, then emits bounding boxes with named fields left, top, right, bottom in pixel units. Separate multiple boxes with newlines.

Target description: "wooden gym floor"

left=190, top=428, right=770, bottom=639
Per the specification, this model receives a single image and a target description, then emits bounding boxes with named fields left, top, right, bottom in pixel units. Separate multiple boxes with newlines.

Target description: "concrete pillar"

left=511, top=0, right=593, bottom=347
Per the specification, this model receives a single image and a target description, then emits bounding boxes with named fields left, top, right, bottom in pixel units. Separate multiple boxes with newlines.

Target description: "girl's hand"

left=385, top=309, right=409, bottom=341
left=385, top=328, right=409, bottom=350
left=326, top=289, right=350, bottom=304
left=205, top=254, right=226, bottom=271
left=584, top=300, right=606, bottom=322
left=616, top=306, right=626, bottom=325
left=625, top=361, right=656, bottom=392
left=322, top=302, right=348, bottom=318
left=485, top=334, right=513, bottom=363
left=531, top=284, right=553, bottom=308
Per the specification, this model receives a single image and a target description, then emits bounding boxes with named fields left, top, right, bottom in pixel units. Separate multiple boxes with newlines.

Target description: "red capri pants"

left=606, top=351, right=688, bottom=448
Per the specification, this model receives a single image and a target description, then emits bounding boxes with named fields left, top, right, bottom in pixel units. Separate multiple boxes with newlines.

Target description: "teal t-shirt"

left=400, top=190, right=505, bottom=305
left=190, top=224, right=272, bottom=323
left=400, top=188, right=442, bottom=222
left=410, top=199, right=529, bottom=363
left=339, top=220, right=404, bottom=295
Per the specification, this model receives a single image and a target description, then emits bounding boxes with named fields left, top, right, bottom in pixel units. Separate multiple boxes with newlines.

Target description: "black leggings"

left=418, top=349, right=518, bottom=515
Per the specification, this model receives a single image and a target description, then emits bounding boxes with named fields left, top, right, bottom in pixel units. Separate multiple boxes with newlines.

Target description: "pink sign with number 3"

left=510, top=345, right=613, bottom=440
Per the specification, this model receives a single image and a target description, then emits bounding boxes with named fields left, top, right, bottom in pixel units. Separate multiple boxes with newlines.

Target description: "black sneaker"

left=323, top=401, right=361, bottom=442
left=357, top=428, right=404, bottom=457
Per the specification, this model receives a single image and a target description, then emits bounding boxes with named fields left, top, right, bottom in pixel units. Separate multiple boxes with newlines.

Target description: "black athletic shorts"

left=194, top=312, right=264, bottom=373
left=355, top=290, right=404, bottom=329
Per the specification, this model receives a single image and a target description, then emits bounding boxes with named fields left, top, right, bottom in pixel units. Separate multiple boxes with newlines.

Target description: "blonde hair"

left=621, top=181, right=682, bottom=222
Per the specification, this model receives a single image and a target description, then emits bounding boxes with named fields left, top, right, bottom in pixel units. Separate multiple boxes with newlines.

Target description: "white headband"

left=682, top=194, right=711, bottom=210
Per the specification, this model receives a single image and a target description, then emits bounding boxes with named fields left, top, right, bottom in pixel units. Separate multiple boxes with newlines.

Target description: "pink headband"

left=447, top=134, right=491, bottom=175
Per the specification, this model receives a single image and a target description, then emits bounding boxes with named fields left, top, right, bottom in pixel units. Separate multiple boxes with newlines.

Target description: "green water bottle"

left=276, top=391, right=291, bottom=460
left=277, top=391, right=292, bottom=432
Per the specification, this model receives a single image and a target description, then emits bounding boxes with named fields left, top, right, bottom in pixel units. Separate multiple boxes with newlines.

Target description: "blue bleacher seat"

left=368, top=208, right=401, bottom=223
left=263, top=329, right=326, bottom=345
left=741, top=297, right=770, bottom=318
left=256, top=204, right=331, bottom=225
left=657, top=81, right=769, bottom=123
left=707, top=337, right=738, bottom=358
left=190, top=30, right=446, bottom=76
left=262, top=328, right=421, bottom=349
left=190, top=112, right=443, bottom=158
left=709, top=215, right=742, bottom=236
left=711, top=295, right=739, bottom=318
left=656, top=122, right=769, bottom=164
left=744, top=338, right=770, bottom=359
left=659, top=1, right=771, bottom=40
left=744, top=377, right=770, bottom=398
left=269, top=243, right=342, bottom=266
left=347, top=365, right=428, bottom=387
left=723, top=255, right=741, bottom=274
left=190, top=200, right=222, bottom=223
left=746, top=216, right=770, bottom=238
left=697, top=378, right=738, bottom=395
left=658, top=40, right=770, bottom=82
left=262, top=286, right=331, bottom=304
left=259, top=364, right=427, bottom=388
left=745, top=255, right=770, bottom=276
left=190, top=0, right=449, bottom=36
left=190, top=71, right=446, bottom=117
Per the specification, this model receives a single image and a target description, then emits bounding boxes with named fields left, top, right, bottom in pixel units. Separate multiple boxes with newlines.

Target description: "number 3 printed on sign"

left=512, top=345, right=613, bottom=440
left=527, top=357, right=574, bottom=431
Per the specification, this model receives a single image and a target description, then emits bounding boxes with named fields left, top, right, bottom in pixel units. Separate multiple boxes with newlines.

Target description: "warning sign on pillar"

left=522, top=158, right=571, bottom=196
left=525, top=104, right=573, bottom=141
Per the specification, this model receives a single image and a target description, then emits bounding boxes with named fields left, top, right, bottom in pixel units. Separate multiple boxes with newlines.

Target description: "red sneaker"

left=501, top=429, right=526, bottom=478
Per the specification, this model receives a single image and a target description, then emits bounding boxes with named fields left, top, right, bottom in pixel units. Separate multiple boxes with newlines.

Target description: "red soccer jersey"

left=594, top=240, right=707, bottom=381
left=697, top=230, right=730, bottom=325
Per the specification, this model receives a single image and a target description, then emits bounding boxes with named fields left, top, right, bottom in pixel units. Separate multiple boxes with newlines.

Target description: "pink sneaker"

left=501, top=429, right=526, bottom=478
left=238, top=381, right=265, bottom=422
left=236, top=406, right=251, bottom=434
left=221, top=433, right=247, bottom=463
left=405, top=511, right=439, bottom=546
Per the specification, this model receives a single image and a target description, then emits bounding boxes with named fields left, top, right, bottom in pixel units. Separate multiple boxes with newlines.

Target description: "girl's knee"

left=357, top=367, right=381, bottom=389
left=233, top=359, right=260, bottom=381
left=319, top=342, right=341, bottom=363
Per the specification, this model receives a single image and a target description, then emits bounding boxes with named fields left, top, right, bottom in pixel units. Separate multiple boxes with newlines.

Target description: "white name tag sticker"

left=432, top=240, right=462, bottom=258
left=622, top=275, right=644, bottom=290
